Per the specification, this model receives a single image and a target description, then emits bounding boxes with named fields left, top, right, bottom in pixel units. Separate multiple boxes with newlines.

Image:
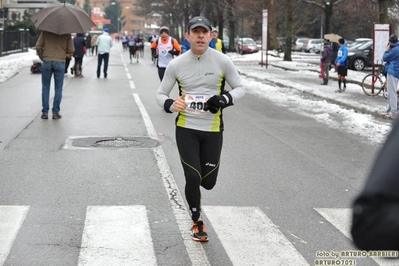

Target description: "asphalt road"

left=0, top=45, right=390, bottom=266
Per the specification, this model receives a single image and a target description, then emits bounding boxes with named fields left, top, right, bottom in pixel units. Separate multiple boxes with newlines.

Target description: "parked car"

left=292, top=38, right=309, bottom=51
left=302, top=38, right=323, bottom=53
left=277, top=37, right=286, bottom=51
left=235, top=38, right=259, bottom=54
left=347, top=41, right=373, bottom=71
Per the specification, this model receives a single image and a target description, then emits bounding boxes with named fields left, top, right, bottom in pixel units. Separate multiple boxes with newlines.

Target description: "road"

left=0, top=45, right=394, bottom=266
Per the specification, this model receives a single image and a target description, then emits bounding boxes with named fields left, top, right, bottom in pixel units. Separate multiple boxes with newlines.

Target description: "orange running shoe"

left=191, top=220, right=208, bottom=242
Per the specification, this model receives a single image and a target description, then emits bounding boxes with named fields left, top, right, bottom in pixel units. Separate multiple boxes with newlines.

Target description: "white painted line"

left=126, top=73, right=132, bottom=79
left=315, top=208, right=398, bottom=266
left=133, top=94, right=210, bottom=266
left=203, top=206, right=309, bottom=266
left=78, top=205, right=157, bottom=266
left=0, top=206, right=29, bottom=265
left=125, top=67, right=129, bottom=72
left=129, top=80, right=135, bottom=89
left=314, top=208, right=352, bottom=239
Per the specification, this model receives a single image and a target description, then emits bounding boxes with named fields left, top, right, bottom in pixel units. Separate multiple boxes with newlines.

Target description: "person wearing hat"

left=320, top=39, right=332, bottom=85
left=156, top=16, right=246, bottom=242
left=96, top=28, right=113, bottom=78
left=211, top=29, right=226, bottom=54
left=150, top=26, right=182, bottom=81
left=334, top=38, right=348, bottom=92
left=381, top=34, right=399, bottom=118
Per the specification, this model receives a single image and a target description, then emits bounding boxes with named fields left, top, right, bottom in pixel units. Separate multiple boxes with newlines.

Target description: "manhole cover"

left=63, top=136, right=159, bottom=150
left=95, top=138, right=142, bottom=147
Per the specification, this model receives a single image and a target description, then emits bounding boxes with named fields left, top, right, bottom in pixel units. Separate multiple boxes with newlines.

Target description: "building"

left=1, top=0, right=59, bottom=28
left=1, top=0, right=161, bottom=37
left=75, top=0, right=161, bottom=37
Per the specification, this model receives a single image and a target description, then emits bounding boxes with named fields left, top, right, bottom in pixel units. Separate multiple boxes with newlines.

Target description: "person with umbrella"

left=31, top=3, right=95, bottom=118
left=36, top=31, right=74, bottom=119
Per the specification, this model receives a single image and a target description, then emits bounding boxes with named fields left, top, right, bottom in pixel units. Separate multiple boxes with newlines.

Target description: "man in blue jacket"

left=335, top=38, right=348, bottom=93
left=382, top=34, right=399, bottom=119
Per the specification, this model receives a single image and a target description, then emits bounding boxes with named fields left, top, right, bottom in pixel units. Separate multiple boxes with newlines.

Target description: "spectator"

left=91, top=34, right=98, bottom=56
left=36, top=31, right=74, bottom=119
left=382, top=34, right=399, bottom=119
left=351, top=118, right=399, bottom=250
left=72, top=33, right=86, bottom=78
left=335, top=38, right=348, bottom=93
left=96, top=28, right=113, bottom=78
left=320, top=39, right=332, bottom=85
left=85, top=33, right=92, bottom=56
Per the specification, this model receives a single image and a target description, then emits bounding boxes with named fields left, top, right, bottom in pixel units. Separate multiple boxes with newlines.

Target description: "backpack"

left=30, top=61, right=42, bottom=74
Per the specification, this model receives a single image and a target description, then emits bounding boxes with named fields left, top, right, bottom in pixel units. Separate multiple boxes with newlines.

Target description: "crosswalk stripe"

left=314, top=208, right=352, bottom=239
left=77, top=205, right=157, bottom=266
left=315, top=208, right=398, bottom=266
left=0, top=205, right=29, bottom=266
left=203, top=206, right=309, bottom=266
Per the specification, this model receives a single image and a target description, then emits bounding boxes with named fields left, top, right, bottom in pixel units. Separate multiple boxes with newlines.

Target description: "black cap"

left=188, top=16, right=212, bottom=31
left=338, top=38, right=345, bottom=44
left=389, top=34, right=398, bottom=43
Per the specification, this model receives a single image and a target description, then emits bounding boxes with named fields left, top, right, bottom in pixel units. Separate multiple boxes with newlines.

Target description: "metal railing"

left=0, top=29, right=38, bottom=56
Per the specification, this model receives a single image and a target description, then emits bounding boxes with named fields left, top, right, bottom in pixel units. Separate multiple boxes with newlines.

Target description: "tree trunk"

left=325, top=2, right=333, bottom=34
left=378, top=0, right=389, bottom=24
left=226, top=0, right=236, bottom=52
left=283, top=0, right=293, bottom=61
left=268, top=0, right=277, bottom=50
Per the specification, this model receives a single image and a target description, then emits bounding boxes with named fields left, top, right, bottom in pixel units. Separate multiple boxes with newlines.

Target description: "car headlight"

left=348, top=52, right=355, bottom=56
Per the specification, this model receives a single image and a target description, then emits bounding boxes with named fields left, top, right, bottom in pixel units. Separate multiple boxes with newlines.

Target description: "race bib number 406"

left=185, top=94, right=211, bottom=114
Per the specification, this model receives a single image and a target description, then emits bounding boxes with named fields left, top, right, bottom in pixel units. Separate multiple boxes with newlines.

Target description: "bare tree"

left=301, top=0, right=344, bottom=34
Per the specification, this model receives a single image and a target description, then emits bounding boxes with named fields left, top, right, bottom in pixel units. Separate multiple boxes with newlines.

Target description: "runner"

left=127, top=33, right=135, bottom=64
left=134, top=34, right=144, bottom=63
left=151, top=26, right=181, bottom=81
left=155, top=16, right=246, bottom=242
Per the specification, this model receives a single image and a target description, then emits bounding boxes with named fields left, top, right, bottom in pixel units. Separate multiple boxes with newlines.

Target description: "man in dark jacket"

left=351, top=118, right=399, bottom=251
left=72, top=33, right=86, bottom=78
left=320, top=40, right=332, bottom=85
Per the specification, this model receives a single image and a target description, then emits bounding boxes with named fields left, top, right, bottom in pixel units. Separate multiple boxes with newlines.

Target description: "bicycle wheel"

left=362, top=74, right=383, bottom=96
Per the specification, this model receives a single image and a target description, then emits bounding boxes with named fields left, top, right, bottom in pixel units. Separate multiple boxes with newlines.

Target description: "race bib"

left=129, top=41, right=134, bottom=46
left=185, top=94, right=212, bottom=114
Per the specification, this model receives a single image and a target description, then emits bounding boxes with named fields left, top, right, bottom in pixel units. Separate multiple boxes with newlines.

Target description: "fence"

left=0, top=29, right=38, bottom=56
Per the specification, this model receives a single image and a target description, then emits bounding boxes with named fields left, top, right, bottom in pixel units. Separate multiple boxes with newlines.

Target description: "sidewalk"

left=232, top=53, right=389, bottom=120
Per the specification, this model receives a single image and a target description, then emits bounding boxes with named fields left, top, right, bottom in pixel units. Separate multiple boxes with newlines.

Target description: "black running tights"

left=175, top=127, right=223, bottom=221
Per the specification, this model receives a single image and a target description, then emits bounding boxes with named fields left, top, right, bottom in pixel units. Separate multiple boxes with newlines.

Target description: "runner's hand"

left=203, top=103, right=219, bottom=113
left=206, top=95, right=227, bottom=108
left=172, top=93, right=187, bottom=112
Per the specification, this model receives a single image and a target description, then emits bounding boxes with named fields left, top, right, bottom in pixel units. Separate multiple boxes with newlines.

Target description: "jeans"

left=97, top=53, right=109, bottom=77
left=41, top=61, right=65, bottom=115
left=386, top=74, right=398, bottom=115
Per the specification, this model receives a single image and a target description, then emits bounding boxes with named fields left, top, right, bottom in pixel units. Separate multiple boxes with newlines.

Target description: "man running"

left=156, top=16, right=246, bottom=242
left=151, top=26, right=181, bottom=81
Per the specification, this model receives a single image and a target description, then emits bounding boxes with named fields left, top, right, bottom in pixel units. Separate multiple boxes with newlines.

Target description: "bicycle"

left=361, top=61, right=388, bottom=98
left=361, top=63, right=388, bottom=99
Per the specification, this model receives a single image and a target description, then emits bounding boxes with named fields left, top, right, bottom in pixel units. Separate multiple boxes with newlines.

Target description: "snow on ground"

left=0, top=48, right=392, bottom=144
